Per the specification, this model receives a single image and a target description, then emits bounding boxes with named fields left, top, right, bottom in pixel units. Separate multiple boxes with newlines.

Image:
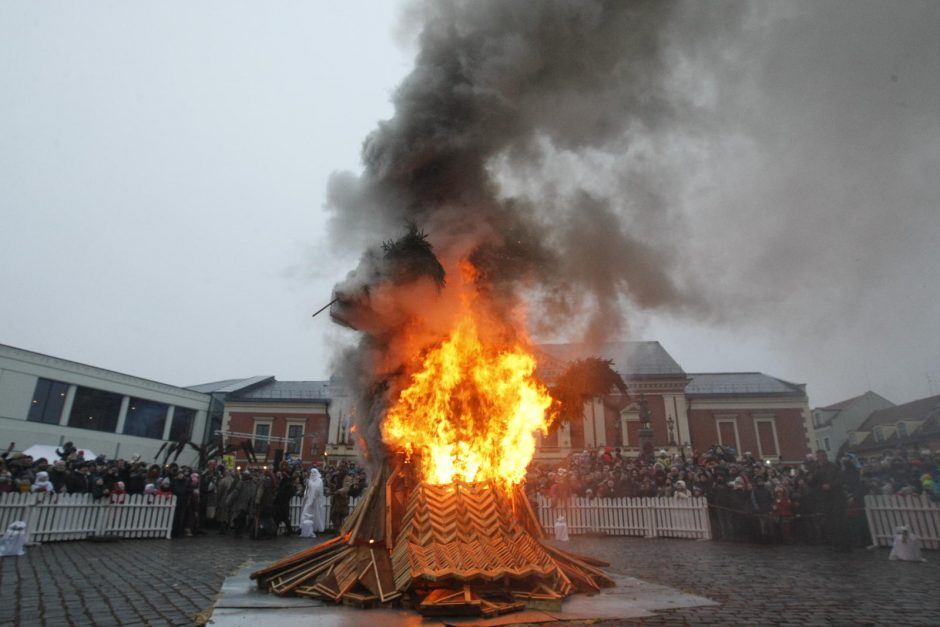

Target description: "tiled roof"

left=186, top=376, right=272, bottom=394
left=685, top=373, right=806, bottom=398
left=857, top=394, right=940, bottom=430
left=230, top=380, right=331, bottom=402
left=818, top=391, right=893, bottom=411
left=536, top=341, right=685, bottom=378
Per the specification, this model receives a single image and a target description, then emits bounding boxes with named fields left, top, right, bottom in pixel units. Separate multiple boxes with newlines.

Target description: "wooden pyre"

left=251, top=461, right=614, bottom=617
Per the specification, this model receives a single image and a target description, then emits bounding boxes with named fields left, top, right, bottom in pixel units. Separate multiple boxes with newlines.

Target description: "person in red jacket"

left=773, top=487, right=794, bottom=543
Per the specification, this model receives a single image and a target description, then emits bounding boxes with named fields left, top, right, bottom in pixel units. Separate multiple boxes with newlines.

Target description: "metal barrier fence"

left=536, top=495, right=711, bottom=540
left=865, top=494, right=940, bottom=549
left=0, top=492, right=177, bottom=543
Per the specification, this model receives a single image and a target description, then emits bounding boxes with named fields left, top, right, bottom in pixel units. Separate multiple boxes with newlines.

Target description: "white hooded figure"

left=674, top=480, right=691, bottom=499
left=889, top=525, right=927, bottom=562
left=554, top=514, right=569, bottom=542
left=299, top=468, right=326, bottom=538
left=0, top=521, right=28, bottom=557
left=31, top=471, right=55, bottom=494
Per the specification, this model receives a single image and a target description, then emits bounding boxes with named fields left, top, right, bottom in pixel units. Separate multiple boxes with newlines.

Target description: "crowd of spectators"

left=4, top=438, right=936, bottom=548
left=0, top=441, right=367, bottom=540
left=525, top=444, right=939, bottom=548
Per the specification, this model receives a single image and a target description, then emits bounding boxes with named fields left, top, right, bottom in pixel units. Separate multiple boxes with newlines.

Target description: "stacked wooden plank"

left=390, top=481, right=559, bottom=587
left=250, top=464, right=614, bottom=617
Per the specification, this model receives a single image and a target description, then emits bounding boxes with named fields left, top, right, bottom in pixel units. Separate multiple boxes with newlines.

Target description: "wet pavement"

left=1, top=532, right=938, bottom=626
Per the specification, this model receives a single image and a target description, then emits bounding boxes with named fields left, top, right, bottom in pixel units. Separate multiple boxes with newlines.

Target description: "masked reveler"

left=299, top=468, right=326, bottom=538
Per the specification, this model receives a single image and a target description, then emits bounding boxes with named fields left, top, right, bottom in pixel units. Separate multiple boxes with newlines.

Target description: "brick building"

left=192, top=377, right=331, bottom=468
left=685, top=373, right=814, bottom=463
left=533, top=342, right=813, bottom=464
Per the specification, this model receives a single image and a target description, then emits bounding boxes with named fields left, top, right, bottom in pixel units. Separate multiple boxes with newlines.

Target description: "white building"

left=812, top=391, right=894, bottom=455
left=0, top=344, right=210, bottom=464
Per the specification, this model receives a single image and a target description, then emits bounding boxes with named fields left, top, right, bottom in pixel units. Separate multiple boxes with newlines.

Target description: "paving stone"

left=2, top=533, right=939, bottom=625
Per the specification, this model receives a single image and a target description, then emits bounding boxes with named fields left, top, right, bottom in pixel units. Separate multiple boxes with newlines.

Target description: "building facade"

left=532, top=343, right=814, bottom=464
left=847, top=393, right=940, bottom=456
left=685, top=373, right=814, bottom=463
left=201, top=377, right=331, bottom=468
left=0, top=344, right=210, bottom=464
left=812, top=391, right=895, bottom=456
left=1, top=340, right=817, bottom=468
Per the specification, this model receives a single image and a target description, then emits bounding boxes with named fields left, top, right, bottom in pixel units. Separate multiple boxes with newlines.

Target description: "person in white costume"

left=889, top=525, right=927, bottom=562
left=299, top=468, right=326, bottom=538
left=0, top=521, right=27, bottom=557
left=554, top=514, right=569, bottom=541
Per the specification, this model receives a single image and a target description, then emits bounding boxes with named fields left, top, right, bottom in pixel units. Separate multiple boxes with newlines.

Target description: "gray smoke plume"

left=327, top=0, right=708, bottom=468
left=326, top=0, right=940, bottom=466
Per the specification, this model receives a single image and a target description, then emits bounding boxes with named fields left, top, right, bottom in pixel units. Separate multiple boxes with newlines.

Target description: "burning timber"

left=251, top=461, right=614, bottom=617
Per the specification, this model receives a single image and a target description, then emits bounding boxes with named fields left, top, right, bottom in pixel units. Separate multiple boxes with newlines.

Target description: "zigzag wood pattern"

left=250, top=464, right=614, bottom=616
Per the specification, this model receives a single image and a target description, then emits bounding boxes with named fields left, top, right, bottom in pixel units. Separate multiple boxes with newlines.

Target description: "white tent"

left=21, top=444, right=97, bottom=462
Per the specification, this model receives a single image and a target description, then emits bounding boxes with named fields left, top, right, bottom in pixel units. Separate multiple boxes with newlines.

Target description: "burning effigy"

left=252, top=230, right=613, bottom=616
left=253, top=0, right=691, bottom=616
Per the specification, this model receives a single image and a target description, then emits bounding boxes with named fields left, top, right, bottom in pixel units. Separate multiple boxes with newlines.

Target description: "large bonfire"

left=251, top=238, right=613, bottom=617
left=251, top=0, right=687, bottom=616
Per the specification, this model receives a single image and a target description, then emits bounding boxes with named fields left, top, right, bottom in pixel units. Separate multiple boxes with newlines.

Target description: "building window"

left=123, top=398, right=169, bottom=439
left=68, top=387, right=123, bottom=433
left=716, top=417, right=740, bottom=453
left=28, top=378, right=69, bottom=424
left=286, top=424, right=303, bottom=455
left=823, top=437, right=830, bottom=451
left=621, top=408, right=640, bottom=447
left=170, top=407, right=196, bottom=441
left=754, top=417, right=779, bottom=458
left=874, top=426, right=884, bottom=442
left=253, top=422, right=271, bottom=456
left=897, top=422, right=908, bottom=438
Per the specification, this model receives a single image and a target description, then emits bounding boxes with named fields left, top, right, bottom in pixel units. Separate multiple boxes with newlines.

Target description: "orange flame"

left=382, top=277, right=553, bottom=491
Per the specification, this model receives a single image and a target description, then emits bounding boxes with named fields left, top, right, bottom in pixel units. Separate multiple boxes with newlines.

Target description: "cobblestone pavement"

left=559, top=536, right=940, bottom=626
left=1, top=533, right=938, bottom=626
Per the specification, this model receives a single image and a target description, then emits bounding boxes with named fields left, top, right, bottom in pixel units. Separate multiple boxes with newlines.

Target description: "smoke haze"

left=326, top=0, right=940, bottom=464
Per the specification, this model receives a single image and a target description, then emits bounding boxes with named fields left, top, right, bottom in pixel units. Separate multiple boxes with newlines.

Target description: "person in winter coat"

left=273, top=470, right=295, bottom=536
left=773, top=487, right=794, bottom=543
left=48, top=460, right=69, bottom=493
left=750, top=477, right=774, bottom=542
left=215, top=470, right=236, bottom=534
left=329, top=474, right=354, bottom=532
left=156, top=478, right=174, bottom=499
left=170, top=470, right=193, bottom=538
left=227, top=472, right=256, bottom=537
left=253, top=471, right=276, bottom=539
left=110, top=481, right=127, bottom=504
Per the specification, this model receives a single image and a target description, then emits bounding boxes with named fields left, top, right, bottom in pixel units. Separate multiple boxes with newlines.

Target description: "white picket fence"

left=536, top=495, right=711, bottom=540
left=865, top=494, right=940, bottom=550
left=0, top=492, right=177, bottom=543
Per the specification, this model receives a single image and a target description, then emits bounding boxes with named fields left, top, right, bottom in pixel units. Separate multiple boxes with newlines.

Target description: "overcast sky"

left=2, top=1, right=938, bottom=408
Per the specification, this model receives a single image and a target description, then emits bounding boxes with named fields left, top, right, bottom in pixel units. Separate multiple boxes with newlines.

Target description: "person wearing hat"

left=673, top=480, right=691, bottom=499
left=156, top=478, right=174, bottom=499
left=31, top=471, right=55, bottom=494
